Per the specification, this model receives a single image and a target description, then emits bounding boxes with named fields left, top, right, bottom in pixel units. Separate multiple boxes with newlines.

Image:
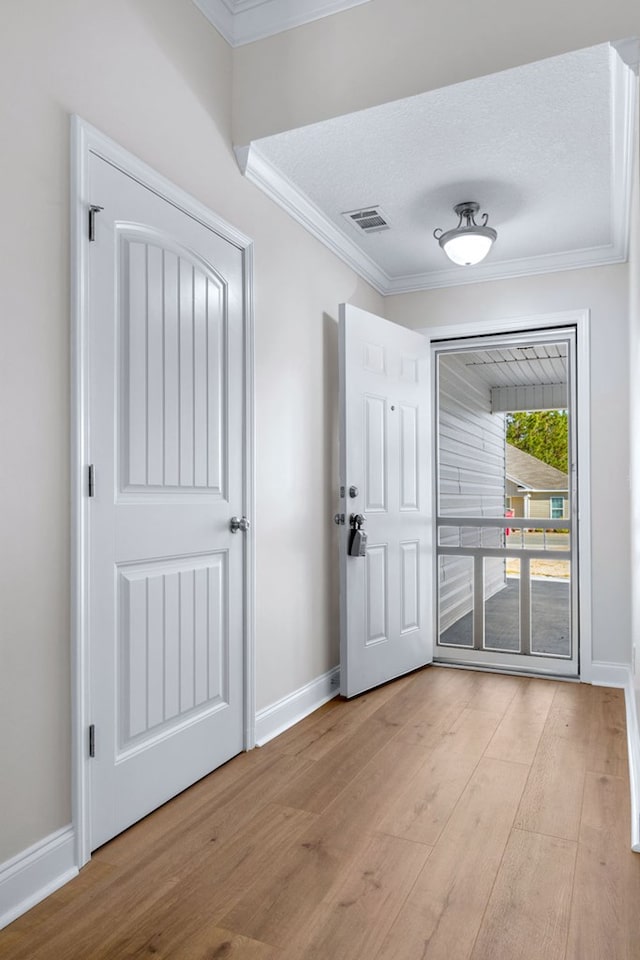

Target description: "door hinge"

left=88, top=204, right=104, bottom=242
left=89, top=724, right=96, bottom=758
left=88, top=464, right=95, bottom=498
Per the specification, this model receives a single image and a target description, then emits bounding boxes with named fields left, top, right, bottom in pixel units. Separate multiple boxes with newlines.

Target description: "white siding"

left=527, top=495, right=569, bottom=520
left=438, top=354, right=507, bottom=633
left=491, top=382, right=567, bottom=412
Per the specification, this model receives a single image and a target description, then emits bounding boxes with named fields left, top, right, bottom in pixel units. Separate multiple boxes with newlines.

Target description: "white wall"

left=0, top=0, right=383, bottom=864
left=232, top=0, right=640, bottom=144
left=386, top=264, right=631, bottom=667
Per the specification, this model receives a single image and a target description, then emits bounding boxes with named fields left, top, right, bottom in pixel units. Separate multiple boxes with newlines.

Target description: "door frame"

left=419, top=309, right=592, bottom=682
left=70, top=116, right=256, bottom=867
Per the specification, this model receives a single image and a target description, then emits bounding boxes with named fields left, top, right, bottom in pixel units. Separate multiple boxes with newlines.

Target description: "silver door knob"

left=230, top=516, right=250, bottom=533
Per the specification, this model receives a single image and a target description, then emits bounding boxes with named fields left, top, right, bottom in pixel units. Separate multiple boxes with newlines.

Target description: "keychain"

left=348, top=514, right=368, bottom=557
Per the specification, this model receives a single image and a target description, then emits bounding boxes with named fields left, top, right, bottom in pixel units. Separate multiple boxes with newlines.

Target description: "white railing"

left=436, top=515, right=572, bottom=658
left=437, top=516, right=570, bottom=558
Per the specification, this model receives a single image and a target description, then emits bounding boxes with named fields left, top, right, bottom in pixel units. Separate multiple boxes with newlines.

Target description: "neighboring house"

left=506, top=443, right=569, bottom=520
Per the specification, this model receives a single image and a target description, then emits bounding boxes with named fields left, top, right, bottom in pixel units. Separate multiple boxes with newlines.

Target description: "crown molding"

left=609, top=42, right=637, bottom=265
left=236, top=44, right=637, bottom=296
left=241, top=143, right=390, bottom=293
left=239, top=137, right=630, bottom=295
left=193, top=0, right=233, bottom=43
left=237, top=42, right=636, bottom=295
left=382, top=244, right=628, bottom=294
left=611, top=36, right=640, bottom=73
left=192, top=0, right=371, bottom=46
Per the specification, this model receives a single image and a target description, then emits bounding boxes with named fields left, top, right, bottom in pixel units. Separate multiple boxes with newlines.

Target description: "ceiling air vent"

left=342, top=206, right=390, bottom=234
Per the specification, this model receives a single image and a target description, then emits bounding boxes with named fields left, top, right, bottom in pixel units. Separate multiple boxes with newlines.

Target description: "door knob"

left=230, top=516, right=250, bottom=533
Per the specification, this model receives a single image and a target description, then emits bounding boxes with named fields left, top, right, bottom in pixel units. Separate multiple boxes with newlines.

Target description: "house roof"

left=506, top=443, right=568, bottom=492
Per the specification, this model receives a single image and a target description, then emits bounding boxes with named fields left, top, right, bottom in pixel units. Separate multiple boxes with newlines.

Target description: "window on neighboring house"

left=550, top=496, right=564, bottom=519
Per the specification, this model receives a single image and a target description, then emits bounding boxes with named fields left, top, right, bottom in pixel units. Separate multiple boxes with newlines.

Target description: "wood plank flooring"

left=2, top=666, right=639, bottom=960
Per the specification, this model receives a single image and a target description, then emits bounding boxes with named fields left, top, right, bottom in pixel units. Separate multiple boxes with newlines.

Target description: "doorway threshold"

left=433, top=659, right=580, bottom=683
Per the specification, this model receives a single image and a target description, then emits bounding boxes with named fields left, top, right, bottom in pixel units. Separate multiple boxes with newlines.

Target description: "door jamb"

left=70, top=116, right=256, bottom=868
left=418, top=309, right=592, bottom=682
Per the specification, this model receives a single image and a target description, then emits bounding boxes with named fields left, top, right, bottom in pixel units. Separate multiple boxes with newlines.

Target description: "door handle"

left=230, top=516, right=250, bottom=533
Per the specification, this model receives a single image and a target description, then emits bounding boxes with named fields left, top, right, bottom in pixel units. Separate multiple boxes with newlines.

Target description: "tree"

left=506, top=410, right=568, bottom=473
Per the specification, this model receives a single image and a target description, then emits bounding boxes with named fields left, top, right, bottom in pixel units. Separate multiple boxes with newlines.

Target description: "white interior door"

left=88, top=154, right=246, bottom=849
left=339, top=304, right=432, bottom=698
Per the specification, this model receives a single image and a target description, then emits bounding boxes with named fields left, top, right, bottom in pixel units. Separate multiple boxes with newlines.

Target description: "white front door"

left=339, top=304, right=432, bottom=698
left=88, top=154, right=246, bottom=849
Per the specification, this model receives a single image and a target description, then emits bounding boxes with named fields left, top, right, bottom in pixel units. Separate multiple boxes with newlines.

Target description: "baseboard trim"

left=0, top=826, right=78, bottom=930
left=255, top=666, right=340, bottom=746
left=622, top=669, right=640, bottom=852
left=589, top=660, right=630, bottom=687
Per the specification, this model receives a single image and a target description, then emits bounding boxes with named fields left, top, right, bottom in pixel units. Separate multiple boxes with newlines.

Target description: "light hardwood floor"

left=2, top=666, right=639, bottom=959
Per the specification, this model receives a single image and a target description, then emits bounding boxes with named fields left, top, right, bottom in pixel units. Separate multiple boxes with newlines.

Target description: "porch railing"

left=436, top=516, right=572, bottom=658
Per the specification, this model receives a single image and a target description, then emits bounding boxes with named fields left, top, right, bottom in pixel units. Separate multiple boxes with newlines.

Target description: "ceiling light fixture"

left=433, top=202, right=497, bottom=266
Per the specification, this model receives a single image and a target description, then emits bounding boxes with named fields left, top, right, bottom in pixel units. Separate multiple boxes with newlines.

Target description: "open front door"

left=339, top=304, right=433, bottom=697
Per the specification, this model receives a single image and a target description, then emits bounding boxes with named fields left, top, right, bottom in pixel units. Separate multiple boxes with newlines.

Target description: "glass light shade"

left=442, top=231, right=494, bottom=266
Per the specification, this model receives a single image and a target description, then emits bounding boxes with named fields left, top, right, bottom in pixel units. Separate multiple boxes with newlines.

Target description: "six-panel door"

left=339, top=304, right=432, bottom=698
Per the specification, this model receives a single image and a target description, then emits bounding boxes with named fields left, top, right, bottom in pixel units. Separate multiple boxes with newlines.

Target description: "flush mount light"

left=433, top=202, right=497, bottom=266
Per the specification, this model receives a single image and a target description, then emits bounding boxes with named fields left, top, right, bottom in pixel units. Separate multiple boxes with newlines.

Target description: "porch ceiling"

left=458, top=343, right=567, bottom=389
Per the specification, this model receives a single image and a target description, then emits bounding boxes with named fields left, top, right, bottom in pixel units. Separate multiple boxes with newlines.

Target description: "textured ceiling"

left=246, top=43, right=635, bottom=292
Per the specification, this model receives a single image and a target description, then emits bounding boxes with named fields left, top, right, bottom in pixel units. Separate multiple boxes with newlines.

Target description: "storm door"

left=434, top=329, right=578, bottom=677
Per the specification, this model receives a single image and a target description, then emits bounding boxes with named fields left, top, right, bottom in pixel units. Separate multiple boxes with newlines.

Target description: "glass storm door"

left=434, top=329, right=578, bottom=678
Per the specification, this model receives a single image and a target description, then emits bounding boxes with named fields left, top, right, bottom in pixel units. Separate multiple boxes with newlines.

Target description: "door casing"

left=419, top=310, right=592, bottom=682
left=71, top=116, right=255, bottom=867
